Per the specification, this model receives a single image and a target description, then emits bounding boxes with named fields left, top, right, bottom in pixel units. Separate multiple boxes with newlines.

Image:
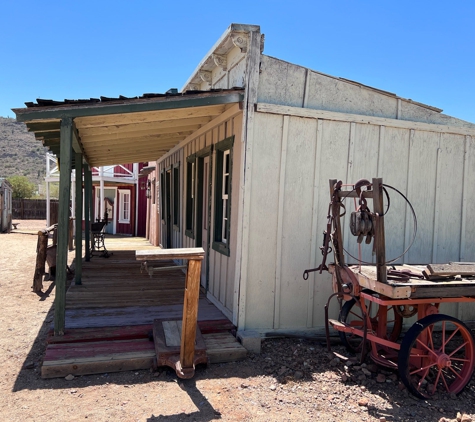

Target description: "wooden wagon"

left=307, top=178, right=475, bottom=399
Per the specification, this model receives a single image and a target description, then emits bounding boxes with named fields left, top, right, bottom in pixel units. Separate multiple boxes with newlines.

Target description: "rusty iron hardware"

left=387, top=268, right=425, bottom=282
left=303, top=231, right=332, bottom=280
left=302, top=187, right=342, bottom=280
left=349, top=179, right=374, bottom=244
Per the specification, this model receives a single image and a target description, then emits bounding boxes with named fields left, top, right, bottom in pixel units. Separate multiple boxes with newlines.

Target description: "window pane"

left=225, top=152, right=230, bottom=174
left=224, top=175, right=229, bottom=195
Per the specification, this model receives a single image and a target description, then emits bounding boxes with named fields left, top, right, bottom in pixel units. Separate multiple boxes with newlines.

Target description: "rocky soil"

left=0, top=220, right=474, bottom=421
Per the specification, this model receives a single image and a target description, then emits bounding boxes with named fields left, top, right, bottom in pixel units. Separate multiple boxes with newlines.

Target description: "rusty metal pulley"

left=350, top=210, right=373, bottom=244
left=349, top=179, right=375, bottom=244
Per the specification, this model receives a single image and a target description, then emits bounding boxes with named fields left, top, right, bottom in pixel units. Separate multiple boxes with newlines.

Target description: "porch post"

left=75, top=153, right=83, bottom=284
left=46, top=180, right=51, bottom=227
left=99, top=166, right=105, bottom=220
left=84, top=165, right=92, bottom=262
left=54, top=117, right=73, bottom=336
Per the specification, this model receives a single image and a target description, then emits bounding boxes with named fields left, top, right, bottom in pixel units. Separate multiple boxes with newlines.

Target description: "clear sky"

left=1, top=1, right=474, bottom=122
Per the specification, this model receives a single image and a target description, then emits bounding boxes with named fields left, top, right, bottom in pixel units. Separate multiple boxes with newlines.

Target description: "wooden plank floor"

left=42, top=236, right=247, bottom=378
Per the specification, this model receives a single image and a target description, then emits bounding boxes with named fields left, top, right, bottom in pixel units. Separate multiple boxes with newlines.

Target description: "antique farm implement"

left=304, top=178, right=475, bottom=399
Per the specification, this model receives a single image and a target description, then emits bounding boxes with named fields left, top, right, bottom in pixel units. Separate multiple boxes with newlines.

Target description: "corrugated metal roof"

left=14, top=88, right=244, bottom=168
left=23, top=88, right=242, bottom=108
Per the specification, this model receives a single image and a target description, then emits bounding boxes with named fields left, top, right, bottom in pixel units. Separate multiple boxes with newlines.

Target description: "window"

left=160, top=171, right=165, bottom=219
left=118, top=189, right=131, bottom=223
left=173, top=163, right=180, bottom=230
left=212, top=136, right=234, bottom=256
left=185, top=156, right=195, bottom=238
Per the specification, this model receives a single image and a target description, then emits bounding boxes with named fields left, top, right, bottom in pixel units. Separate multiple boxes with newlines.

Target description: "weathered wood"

left=84, top=165, right=92, bottom=261
left=75, top=152, right=83, bottom=284
left=163, top=320, right=182, bottom=347
left=427, top=263, right=475, bottom=277
left=255, top=103, right=475, bottom=137
left=372, top=178, right=387, bottom=284
left=203, top=332, right=247, bottom=363
left=68, top=217, right=74, bottom=251
left=136, top=247, right=204, bottom=261
left=153, top=318, right=207, bottom=379
left=32, top=232, right=48, bottom=292
left=180, top=258, right=202, bottom=374
left=54, top=117, right=73, bottom=336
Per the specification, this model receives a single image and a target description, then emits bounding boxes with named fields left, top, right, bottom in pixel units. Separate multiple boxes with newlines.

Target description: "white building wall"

left=242, top=110, right=475, bottom=333
left=157, top=109, right=243, bottom=318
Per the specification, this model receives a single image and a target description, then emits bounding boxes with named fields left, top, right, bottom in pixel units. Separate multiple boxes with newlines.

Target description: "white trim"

left=118, top=189, right=131, bottom=224
left=256, top=103, right=475, bottom=137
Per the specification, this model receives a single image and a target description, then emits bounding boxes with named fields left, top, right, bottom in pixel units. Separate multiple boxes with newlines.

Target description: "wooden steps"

left=42, top=319, right=243, bottom=378
left=41, top=242, right=247, bottom=379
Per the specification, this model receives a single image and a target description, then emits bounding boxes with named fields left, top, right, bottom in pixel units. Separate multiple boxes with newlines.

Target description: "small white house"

left=13, top=23, right=475, bottom=340
left=150, top=24, right=475, bottom=337
left=0, top=178, right=13, bottom=233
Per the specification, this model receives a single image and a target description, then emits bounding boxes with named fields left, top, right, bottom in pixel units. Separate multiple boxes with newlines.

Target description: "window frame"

left=118, top=189, right=131, bottom=224
left=172, top=162, right=180, bottom=231
left=212, top=135, right=234, bottom=256
left=185, top=154, right=196, bottom=239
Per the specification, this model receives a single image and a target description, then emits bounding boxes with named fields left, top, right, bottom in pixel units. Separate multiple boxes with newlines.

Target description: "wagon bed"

left=349, top=264, right=475, bottom=299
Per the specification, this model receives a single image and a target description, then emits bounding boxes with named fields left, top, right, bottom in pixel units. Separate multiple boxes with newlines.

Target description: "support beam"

left=99, top=167, right=105, bottom=220
left=54, top=117, right=73, bottom=336
left=75, top=153, right=83, bottom=285
left=84, top=165, right=92, bottom=262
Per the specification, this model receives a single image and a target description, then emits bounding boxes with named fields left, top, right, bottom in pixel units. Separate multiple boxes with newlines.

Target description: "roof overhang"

left=138, top=165, right=156, bottom=178
left=13, top=89, right=244, bottom=167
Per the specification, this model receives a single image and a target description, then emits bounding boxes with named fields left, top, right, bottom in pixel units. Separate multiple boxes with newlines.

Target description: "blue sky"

left=1, top=1, right=474, bottom=122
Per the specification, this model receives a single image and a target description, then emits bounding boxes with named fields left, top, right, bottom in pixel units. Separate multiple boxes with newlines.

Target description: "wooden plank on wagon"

left=427, top=263, right=475, bottom=277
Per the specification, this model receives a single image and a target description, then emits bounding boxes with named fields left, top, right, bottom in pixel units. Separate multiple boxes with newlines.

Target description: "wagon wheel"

left=338, top=295, right=403, bottom=354
left=398, top=314, right=475, bottom=399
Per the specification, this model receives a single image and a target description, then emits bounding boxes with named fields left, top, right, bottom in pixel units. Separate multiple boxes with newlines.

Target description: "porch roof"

left=13, top=88, right=244, bottom=167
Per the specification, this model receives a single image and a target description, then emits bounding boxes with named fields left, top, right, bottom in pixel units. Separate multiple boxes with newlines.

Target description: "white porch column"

left=99, top=166, right=105, bottom=220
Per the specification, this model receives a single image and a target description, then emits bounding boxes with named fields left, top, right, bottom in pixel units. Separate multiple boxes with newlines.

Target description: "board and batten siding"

left=241, top=109, right=475, bottom=332
left=157, top=110, right=243, bottom=319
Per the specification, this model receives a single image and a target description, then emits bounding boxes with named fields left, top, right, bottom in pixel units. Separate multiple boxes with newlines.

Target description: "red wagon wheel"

left=398, top=314, right=475, bottom=399
left=338, top=294, right=403, bottom=354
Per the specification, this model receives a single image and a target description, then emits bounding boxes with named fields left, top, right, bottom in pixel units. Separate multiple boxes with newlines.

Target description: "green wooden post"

left=75, top=152, right=83, bottom=285
left=84, top=165, right=92, bottom=262
left=54, top=117, right=73, bottom=336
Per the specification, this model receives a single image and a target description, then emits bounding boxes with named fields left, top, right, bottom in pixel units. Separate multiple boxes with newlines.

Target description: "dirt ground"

left=1, top=220, right=475, bottom=422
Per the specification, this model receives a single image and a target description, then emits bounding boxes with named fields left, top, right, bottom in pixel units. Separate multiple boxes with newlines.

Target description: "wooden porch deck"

left=42, top=236, right=246, bottom=378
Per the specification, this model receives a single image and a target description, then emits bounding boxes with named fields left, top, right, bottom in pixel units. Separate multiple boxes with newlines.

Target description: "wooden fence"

left=12, top=199, right=59, bottom=222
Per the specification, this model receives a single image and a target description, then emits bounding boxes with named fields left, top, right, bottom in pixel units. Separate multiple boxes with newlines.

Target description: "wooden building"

left=45, top=153, right=147, bottom=236
left=13, top=23, right=475, bottom=346
left=0, top=178, right=13, bottom=233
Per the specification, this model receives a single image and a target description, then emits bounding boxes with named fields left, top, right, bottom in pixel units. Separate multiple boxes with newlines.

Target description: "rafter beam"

left=79, top=126, right=199, bottom=143
left=73, top=104, right=226, bottom=129
left=77, top=116, right=211, bottom=137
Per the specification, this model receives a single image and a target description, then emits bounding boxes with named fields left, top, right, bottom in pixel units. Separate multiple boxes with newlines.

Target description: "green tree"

left=7, top=175, right=36, bottom=199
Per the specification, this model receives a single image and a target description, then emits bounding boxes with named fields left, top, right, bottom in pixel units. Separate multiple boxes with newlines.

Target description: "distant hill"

left=0, top=116, right=50, bottom=188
